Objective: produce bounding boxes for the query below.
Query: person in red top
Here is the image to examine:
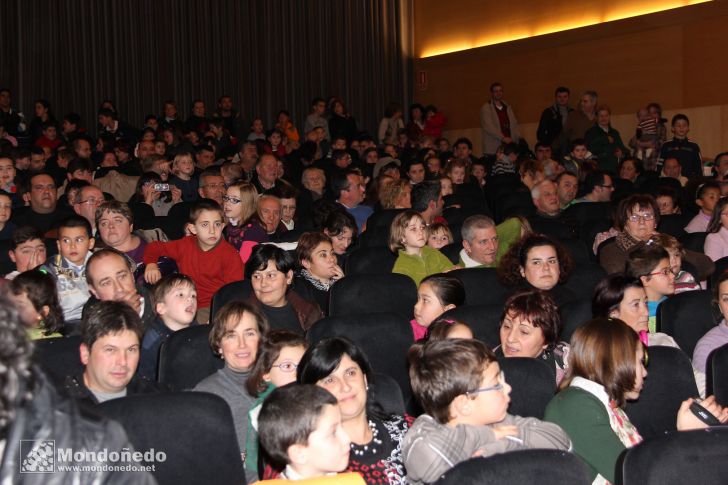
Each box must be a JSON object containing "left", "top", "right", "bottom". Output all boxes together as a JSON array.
[
  {"left": 34, "top": 122, "right": 63, "bottom": 152},
  {"left": 143, "top": 199, "right": 243, "bottom": 323}
]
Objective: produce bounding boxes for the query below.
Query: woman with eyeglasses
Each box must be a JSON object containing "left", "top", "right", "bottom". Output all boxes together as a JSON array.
[
  {"left": 545, "top": 318, "right": 728, "bottom": 484},
  {"left": 244, "top": 330, "right": 308, "bottom": 482},
  {"left": 704, "top": 196, "right": 728, "bottom": 262},
  {"left": 223, "top": 181, "right": 268, "bottom": 258},
  {"left": 599, "top": 194, "right": 713, "bottom": 281}
]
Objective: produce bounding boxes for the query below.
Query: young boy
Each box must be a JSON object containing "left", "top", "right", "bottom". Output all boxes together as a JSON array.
[
  {"left": 0, "top": 190, "right": 16, "bottom": 240},
  {"left": 561, "top": 139, "right": 595, "bottom": 178},
  {"left": 42, "top": 215, "right": 95, "bottom": 322},
  {"left": 658, "top": 114, "right": 703, "bottom": 179},
  {"left": 404, "top": 339, "right": 571, "bottom": 484},
  {"left": 143, "top": 199, "right": 243, "bottom": 323},
  {"left": 5, "top": 226, "right": 47, "bottom": 279},
  {"left": 137, "top": 274, "right": 198, "bottom": 381},
  {"left": 685, "top": 182, "right": 721, "bottom": 233},
  {"left": 258, "top": 384, "right": 351, "bottom": 481}
]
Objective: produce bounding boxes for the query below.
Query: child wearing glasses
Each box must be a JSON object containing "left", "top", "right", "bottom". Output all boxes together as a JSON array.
[
  {"left": 245, "top": 330, "right": 308, "bottom": 483},
  {"left": 626, "top": 243, "right": 676, "bottom": 333},
  {"left": 404, "top": 338, "right": 571, "bottom": 484}
]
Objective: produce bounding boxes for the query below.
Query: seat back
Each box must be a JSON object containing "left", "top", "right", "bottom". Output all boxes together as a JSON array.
[
  {"left": 709, "top": 256, "right": 728, "bottom": 290},
  {"left": 435, "top": 450, "right": 591, "bottom": 485},
  {"left": 441, "top": 304, "right": 502, "bottom": 348},
  {"left": 439, "top": 243, "right": 461, "bottom": 264},
  {"left": 158, "top": 325, "right": 223, "bottom": 390},
  {"left": 365, "top": 209, "right": 405, "bottom": 230},
  {"left": 307, "top": 312, "right": 414, "bottom": 406},
  {"left": 345, "top": 247, "right": 396, "bottom": 275},
  {"left": 369, "top": 372, "right": 405, "bottom": 416},
  {"left": 98, "top": 392, "right": 244, "bottom": 485},
  {"left": 657, "top": 290, "right": 718, "bottom": 357},
  {"left": 357, "top": 225, "right": 390, "bottom": 248},
  {"left": 616, "top": 427, "right": 728, "bottom": 485},
  {"left": 448, "top": 267, "right": 510, "bottom": 306},
  {"left": 328, "top": 273, "right": 417, "bottom": 318},
  {"left": 624, "top": 346, "right": 698, "bottom": 441},
  {"left": 563, "top": 263, "right": 607, "bottom": 301},
  {"left": 499, "top": 357, "right": 555, "bottom": 419},
  {"left": 679, "top": 231, "right": 708, "bottom": 253},
  {"left": 706, "top": 343, "right": 728, "bottom": 406},
  {"left": 557, "top": 238, "right": 590, "bottom": 265},
  {"left": 657, "top": 213, "right": 692, "bottom": 239},
  {"left": 32, "top": 335, "right": 84, "bottom": 388},
  {"left": 559, "top": 299, "right": 593, "bottom": 343},
  {"left": 209, "top": 279, "right": 253, "bottom": 322}
]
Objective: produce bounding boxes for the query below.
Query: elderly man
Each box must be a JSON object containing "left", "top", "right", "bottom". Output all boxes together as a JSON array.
[
  {"left": 73, "top": 184, "right": 105, "bottom": 235},
  {"left": 253, "top": 153, "right": 281, "bottom": 194},
  {"left": 530, "top": 179, "right": 578, "bottom": 238},
  {"left": 660, "top": 157, "right": 688, "bottom": 187},
  {"left": 197, "top": 167, "right": 226, "bottom": 206},
  {"left": 332, "top": 168, "right": 371, "bottom": 232}
]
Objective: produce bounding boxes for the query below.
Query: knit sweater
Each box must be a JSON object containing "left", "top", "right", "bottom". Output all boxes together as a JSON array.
[
  {"left": 392, "top": 246, "right": 453, "bottom": 286},
  {"left": 143, "top": 235, "right": 243, "bottom": 308}
]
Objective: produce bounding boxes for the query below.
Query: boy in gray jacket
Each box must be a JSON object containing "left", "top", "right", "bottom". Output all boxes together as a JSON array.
[{"left": 404, "top": 339, "right": 571, "bottom": 484}]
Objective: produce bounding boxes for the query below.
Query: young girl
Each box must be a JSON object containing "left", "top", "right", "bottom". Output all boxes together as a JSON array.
[
  {"left": 247, "top": 118, "right": 266, "bottom": 141},
  {"left": 8, "top": 270, "right": 65, "bottom": 339},
  {"left": 222, "top": 181, "right": 267, "bottom": 258},
  {"left": 427, "top": 318, "right": 473, "bottom": 341},
  {"left": 169, "top": 152, "right": 199, "bottom": 202},
  {"left": 390, "top": 210, "right": 454, "bottom": 285},
  {"left": 626, "top": 243, "right": 676, "bottom": 333},
  {"left": 244, "top": 330, "right": 308, "bottom": 482},
  {"left": 705, "top": 197, "right": 728, "bottom": 262},
  {"left": 265, "top": 129, "right": 286, "bottom": 158},
  {"left": 411, "top": 274, "right": 465, "bottom": 340},
  {"left": 426, "top": 222, "right": 453, "bottom": 250}
]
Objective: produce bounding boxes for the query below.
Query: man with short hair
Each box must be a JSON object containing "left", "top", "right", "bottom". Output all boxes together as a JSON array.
[
  {"left": 97, "top": 108, "right": 138, "bottom": 144},
  {"left": 11, "top": 172, "right": 73, "bottom": 234},
  {"left": 556, "top": 172, "right": 579, "bottom": 209},
  {"left": 304, "top": 97, "right": 330, "bottom": 141},
  {"left": 561, "top": 90, "right": 598, "bottom": 153},
  {"left": 232, "top": 141, "right": 259, "bottom": 180},
  {"left": 573, "top": 171, "right": 614, "bottom": 204},
  {"left": 407, "top": 160, "right": 426, "bottom": 185},
  {"left": 65, "top": 300, "right": 159, "bottom": 405},
  {"left": 72, "top": 136, "right": 93, "bottom": 159},
  {"left": 660, "top": 157, "right": 688, "bottom": 186},
  {"left": 459, "top": 215, "right": 499, "bottom": 268},
  {"left": 530, "top": 179, "right": 578, "bottom": 238},
  {"left": 186, "top": 99, "right": 209, "bottom": 134},
  {"left": 453, "top": 137, "right": 478, "bottom": 165},
  {"left": 197, "top": 168, "right": 226, "bottom": 206},
  {"left": 480, "top": 82, "right": 521, "bottom": 156},
  {"left": 253, "top": 153, "right": 281, "bottom": 194},
  {"left": 74, "top": 184, "right": 105, "bottom": 234},
  {"left": 537, "top": 86, "right": 572, "bottom": 158},
  {"left": 411, "top": 181, "right": 443, "bottom": 225},
  {"left": 195, "top": 145, "right": 215, "bottom": 170},
  {"left": 531, "top": 180, "right": 561, "bottom": 217},
  {"left": 332, "top": 169, "right": 372, "bottom": 232}
]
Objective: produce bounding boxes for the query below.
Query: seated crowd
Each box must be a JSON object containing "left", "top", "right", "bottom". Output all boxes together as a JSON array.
[{"left": 2, "top": 87, "right": 728, "bottom": 484}]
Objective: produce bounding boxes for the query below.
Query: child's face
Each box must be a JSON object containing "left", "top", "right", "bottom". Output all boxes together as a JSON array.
[
  {"left": 0, "top": 195, "right": 11, "bottom": 224},
  {"left": 252, "top": 119, "right": 264, "bottom": 133},
  {"left": 43, "top": 126, "right": 57, "bottom": 140},
  {"left": 656, "top": 196, "right": 676, "bottom": 215},
  {"left": 175, "top": 156, "right": 195, "bottom": 176},
  {"left": 450, "top": 166, "right": 466, "bottom": 184},
  {"left": 698, "top": 188, "right": 721, "bottom": 214},
  {"left": 188, "top": 209, "right": 225, "bottom": 251},
  {"left": 57, "top": 226, "right": 94, "bottom": 266},
  {"left": 0, "top": 158, "right": 16, "bottom": 186},
  {"left": 440, "top": 178, "right": 453, "bottom": 196},
  {"left": 402, "top": 217, "right": 426, "bottom": 251},
  {"left": 264, "top": 344, "right": 306, "bottom": 388},
  {"left": 667, "top": 248, "right": 682, "bottom": 273},
  {"left": 299, "top": 404, "right": 351, "bottom": 476},
  {"left": 10, "top": 239, "right": 46, "bottom": 272},
  {"left": 414, "top": 282, "right": 452, "bottom": 328},
  {"left": 472, "top": 165, "right": 485, "bottom": 181},
  {"left": 427, "top": 229, "right": 451, "bottom": 250},
  {"left": 269, "top": 132, "right": 282, "bottom": 146},
  {"left": 157, "top": 282, "right": 197, "bottom": 328},
  {"left": 154, "top": 141, "right": 166, "bottom": 156},
  {"left": 643, "top": 258, "right": 676, "bottom": 299},
  {"left": 469, "top": 362, "right": 511, "bottom": 425},
  {"left": 672, "top": 119, "right": 689, "bottom": 138},
  {"left": 572, "top": 145, "right": 587, "bottom": 159}
]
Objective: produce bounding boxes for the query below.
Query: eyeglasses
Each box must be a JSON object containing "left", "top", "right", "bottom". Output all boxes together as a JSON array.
[
  {"left": 628, "top": 213, "right": 655, "bottom": 223},
  {"left": 466, "top": 371, "right": 506, "bottom": 396},
  {"left": 270, "top": 361, "right": 298, "bottom": 373},
  {"left": 222, "top": 195, "right": 241, "bottom": 204},
  {"left": 648, "top": 266, "right": 678, "bottom": 277}
]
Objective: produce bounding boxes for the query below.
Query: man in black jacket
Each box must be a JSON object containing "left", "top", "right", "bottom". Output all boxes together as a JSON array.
[{"left": 537, "top": 86, "right": 573, "bottom": 159}]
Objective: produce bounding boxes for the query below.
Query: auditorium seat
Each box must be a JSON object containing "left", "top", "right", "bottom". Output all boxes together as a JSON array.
[
  {"left": 623, "top": 346, "right": 698, "bottom": 441},
  {"left": 498, "top": 357, "right": 555, "bottom": 419},
  {"left": 708, "top": 256, "right": 728, "bottom": 289},
  {"left": 657, "top": 213, "right": 692, "bottom": 239},
  {"left": 657, "top": 290, "right": 719, "bottom": 357},
  {"left": 33, "top": 335, "right": 84, "bottom": 388},
  {"left": 357, "top": 225, "right": 390, "bottom": 248},
  {"left": 328, "top": 273, "right": 417, "bottom": 318},
  {"left": 616, "top": 427, "right": 728, "bottom": 485},
  {"left": 557, "top": 238, "right": 590, "bottom": 265},
  {"left": 705, "top": 343, "right": 728, "bottom": 406},
  {"left": 366, "top": 208, "right": 405, "bottom": 230},
  {"left": 559, "top": 298, "right": 592, "bottom": 343},
  {"left": 345, "top": 247, "right": 396, "bottom": 275},
  {"left": 441, "top": 304, "right": 502, "bottom": 349},
  {"left": 209, "top": 279, "right": 254, "bottom": 321},
  {"left": 435, "top": 450, "right": 591, "bottom": 485},
  {"left": 447, "top": 267, "right": 510, "bottom": 306},
  {"left": 98, "top": 392, "right": 244, "bottom": 485},
  {"left": 158, "top": 325, "right": 222, "bottom": 390},
  {"left": 369, "top": 372, "right": 405, "bottom": 417},
  {"left": 439, "top": 243, "right": 461, "bottom": 265},
  {"left": 563, "top": 263, "right": 607, "bottom": 301},
  {"left": 679, "top": 231, "right": 708, "bottom": 254}
]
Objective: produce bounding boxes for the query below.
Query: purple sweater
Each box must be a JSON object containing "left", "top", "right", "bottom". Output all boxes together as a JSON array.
[{"left": 693, "top": 321, "right": 728, "bottom": 373}]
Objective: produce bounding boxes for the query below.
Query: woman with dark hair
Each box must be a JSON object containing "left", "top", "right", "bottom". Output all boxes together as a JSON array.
[
  {"left": 498, "top": 233, "right": 576, "bottom": 306},
  {"left": 8, "top": 270, "right": 64, "bottom": 339},
  {"left": 297, "top": 337, "right": 410, "bottom": 484},
  {"left": 328, "top": 98, "right": 358, "bottom": 143},
  {"left": 294, "top": 232, "right": 344, "bottom": 315},
  {"left": 406, "top": 103, "right": 425, "bottom": 143},
  {"left": 618, "top": 157, "right": 643, "bottom": 184},
  {"left": 598, "top": 194, "right": 713, "bottom": 279},
  {"left": 322, "top": 210, "right": 357, "bottom": 267},
  {"left": 545, "top": 318, "right": 727, "bottom": 484},
  {"left": 28, "top": 98, "right": 57, "bottom": 141},
  {"left": 496, "top": 289, "right": 569, "bottom": 384},
  {"left": 704, "top": 196, "right": 728, "bottom": 261},
  {"left": 245, "top": 244, "right": 322, "bottom": 333}
]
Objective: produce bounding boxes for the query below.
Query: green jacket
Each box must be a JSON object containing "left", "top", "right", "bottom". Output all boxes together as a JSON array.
[
  {"left": 585, "top": 124, "right": 627, "bottom": 173},
  {"left": 544, "top": 386, "right": 625, "bottom": 483},
  {"left": 392, "top": 246, "right": 452, "bottom": 285}
]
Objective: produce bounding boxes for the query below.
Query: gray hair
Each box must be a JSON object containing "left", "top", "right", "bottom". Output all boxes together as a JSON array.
[{"left": 461, "top": 215, "right": 495, "bottom": 242}]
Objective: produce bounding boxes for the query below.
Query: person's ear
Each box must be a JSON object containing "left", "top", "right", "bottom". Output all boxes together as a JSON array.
[
  {"left": 187, "top": 222, "right": 197, "bottom": 235},
  {"left": 451, "top": 394, "right": 471, "bottom": 418},
  {"left": 287, "top": 443, "right": 308, "bottom": 467},
  {"left": 285, "top": 270, "right": 294, "bottom": 285},
  {"left": 156, "top": 302, "right": 166, "bottom": 316},
  {"left": 519, "top": 266, "right": 526, "bottom": 278},
  {"left": 609, "top": 309, "right": 620, "bottom": 319},
  {"left": 88, "top": 283, "right": 99, "bottom": 299},
  {"left": 79, "top": 343, "right": 90, "bottom": 366},
  {"left": 639, "top": 275, "right": 650, "bottom": 286},
  {"left": 443, "top": 303, "right": 456, "bottom": 312},
  {"left": 22, "top": 192, "right": 31, "bottom": 205},
  {"left": 88, "top": 237, "right": 95, "bottom": 251},
  {"left": 301, "top": 258, "right": 312, "bottom": 271},
  {"left": 40, "top": 305, "right": 50, "bottom": 318},
  {"left": 8, "top": 250, "right": 16, "bottom": 263}
]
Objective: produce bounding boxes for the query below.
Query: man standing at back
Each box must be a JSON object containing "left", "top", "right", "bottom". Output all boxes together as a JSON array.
[{"left": 480, "top": 82, "right": 520, "bottom": 157}]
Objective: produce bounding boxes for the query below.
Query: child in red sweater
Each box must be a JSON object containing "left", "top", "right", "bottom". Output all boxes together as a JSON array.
[{"left": 143, "top": 199, "right": 243, "bottom": 323}]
